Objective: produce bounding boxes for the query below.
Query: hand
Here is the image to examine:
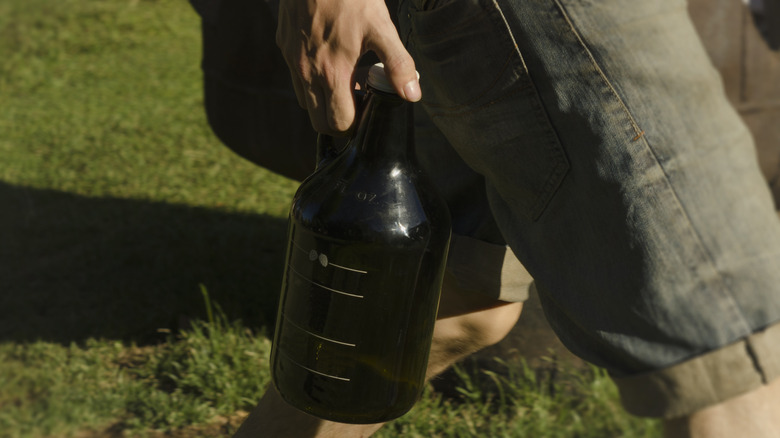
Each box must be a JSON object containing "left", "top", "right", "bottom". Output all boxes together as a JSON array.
[{"left": 276, "top": 0, "right": 421, "bottom": 135}]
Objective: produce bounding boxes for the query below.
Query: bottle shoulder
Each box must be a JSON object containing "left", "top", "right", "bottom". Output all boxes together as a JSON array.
[{"left": 291, "top": 161, "right": 450, "bottom": 243}]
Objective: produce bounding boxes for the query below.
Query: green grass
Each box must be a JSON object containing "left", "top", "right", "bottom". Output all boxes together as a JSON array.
[
  {"left": 0, "top": 0, "right": 661, "bottom": 436},
  {"left": 0, "top": 298, "right": 272, "bottom": 437}
]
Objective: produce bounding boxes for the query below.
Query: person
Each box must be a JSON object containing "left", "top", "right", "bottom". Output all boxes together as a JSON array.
[{"left": 190, "top": 0, "right": 780, "bottom": 436}]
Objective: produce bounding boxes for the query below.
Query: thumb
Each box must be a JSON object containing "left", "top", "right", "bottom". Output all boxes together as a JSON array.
[{"left": 367, "top": 24, "right": 421, "bottom": 102}]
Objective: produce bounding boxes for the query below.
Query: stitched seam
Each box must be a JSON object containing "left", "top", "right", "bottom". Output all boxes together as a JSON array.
[
  {"left": 638, "top": 141, "right": 753, "bottom": 334},
  {"left": 428, "top": 77, "right": 530, "bottom": 117},
  {"left": 552, "top": 0, "right": 644, "bottom": 139},
  {"left": 553, "top": 1, "right": 752, "bottom": 333},
  {"left": 492, "top": 0, "right": 570, "bottom": 219}
]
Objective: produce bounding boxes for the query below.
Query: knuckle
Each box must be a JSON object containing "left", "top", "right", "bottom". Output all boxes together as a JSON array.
[
  {"left": 330, "top": 118, "right": 351, "bottom": 133},
  {"left": 326, "top": 106, "right": 353, "bottom": 133},
  {"left": 381, "top": 52, "right": 412, "bottom": 72}
]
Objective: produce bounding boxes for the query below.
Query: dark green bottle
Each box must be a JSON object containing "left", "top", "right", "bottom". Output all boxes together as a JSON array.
[{"left": 270, "top": 63, "right": 451, "bottom": 424}]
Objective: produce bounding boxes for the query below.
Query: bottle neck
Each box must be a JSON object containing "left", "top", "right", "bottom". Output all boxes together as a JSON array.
[{"left": 351, "top": 87, "right": 414, "bottom": 161}]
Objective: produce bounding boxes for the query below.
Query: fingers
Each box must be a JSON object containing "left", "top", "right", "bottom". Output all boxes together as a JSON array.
[
  {"left": 286, "top": 61, "right": 308, "bottom": 110},
  {"left": 323, "top": 67, "right": 357, "bottom": 133},
  {"left": 278, "top": 34, "right": 356, "bottom": 134},
  {"left": 280, "top": 51, "right": 351, "bottom": 134},
  {"left": 275, "top": 0, "right": 419, "bottom": 135},
  {"left": 367, "top": 21, "right": 421, "bottom": 102},
  {"left": 297, "top": 64, "right": 356, "bottom": 135},
  {"left": 276, "top": 24, "right": 307, "bottom": 111}
]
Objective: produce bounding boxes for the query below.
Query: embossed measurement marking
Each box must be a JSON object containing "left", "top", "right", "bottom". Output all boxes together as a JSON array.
[
  {"left": 289, "top": 265, "right": 365, "bottom": 299},
  {"left": 329, "top": 262, "right": 368, "bottom": 273},
  {"left": 279, "top": 349, "right": 351, "bottom": 382},
  {"left": 283, "top": 313, "right": 356, "bottom": 347},
  {"left": 293, "top": 242, "right": 368, "bottom": 274}
]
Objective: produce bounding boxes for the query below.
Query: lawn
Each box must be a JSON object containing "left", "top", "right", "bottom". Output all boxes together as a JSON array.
[{"left": 0, "top": 1, "right": 661, "bottom": 436}]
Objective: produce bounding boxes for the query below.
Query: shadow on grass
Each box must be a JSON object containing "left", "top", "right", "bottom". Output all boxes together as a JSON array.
[{"left": 0, "top": 181, "right": 287, "bottom": 345}]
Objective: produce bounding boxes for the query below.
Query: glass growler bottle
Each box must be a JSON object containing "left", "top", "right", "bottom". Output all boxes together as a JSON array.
[{"left": 270, "top": 63, "right": 452, "bottom": 424}]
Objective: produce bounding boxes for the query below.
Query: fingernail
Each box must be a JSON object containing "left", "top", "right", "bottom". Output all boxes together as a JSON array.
[{"left": 403, "top": 80, "right": 421, "bottom": 102}]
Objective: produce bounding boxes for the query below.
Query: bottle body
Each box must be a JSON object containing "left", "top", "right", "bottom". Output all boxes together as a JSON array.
[{"left": 270, "top": 87, "right": 451, "bottom": 423}]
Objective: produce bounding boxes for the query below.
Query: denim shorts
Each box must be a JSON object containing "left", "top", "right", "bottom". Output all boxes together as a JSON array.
[{"left": 192, "top": 0, "right": 780, "bottom": 418}]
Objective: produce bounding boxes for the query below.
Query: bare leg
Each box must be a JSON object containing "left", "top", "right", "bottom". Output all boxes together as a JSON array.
[
  {"left": 232, "top": 275, "right": 523, "bottom": 438},
  {"left": 664, "top": 377, "right": 780, "bottom": 438},
  {"left": 235, "top": 386, "right": 383, "bottom": 438}
]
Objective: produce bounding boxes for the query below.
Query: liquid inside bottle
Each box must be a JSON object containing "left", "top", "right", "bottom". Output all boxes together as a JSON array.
[{"left": 270, "top": 63, "right": 451, "bottom": 424}]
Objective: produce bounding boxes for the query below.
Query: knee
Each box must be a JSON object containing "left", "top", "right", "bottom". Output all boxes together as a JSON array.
[
  {"left": 447, "top": 301, "right": 522, "bottom": 350},
  {"left": 433, "top": 299, "right": 523, "bottom": 361},
  {"left": 433, "top": 272, "right": 523, "bottom": 354}
]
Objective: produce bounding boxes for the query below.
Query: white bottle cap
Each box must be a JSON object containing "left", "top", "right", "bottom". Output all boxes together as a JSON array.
[{"left": 367, "top": 63, "right": 420, "bottom": 95}]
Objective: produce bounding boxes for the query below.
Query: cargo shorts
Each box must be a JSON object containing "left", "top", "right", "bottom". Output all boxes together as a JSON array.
[{"left": 190, "top": 0, "right": 780, "bottom": 419}]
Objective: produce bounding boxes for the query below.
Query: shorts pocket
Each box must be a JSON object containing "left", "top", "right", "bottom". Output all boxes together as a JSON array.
[{"left": 409, "top": 0, "right": 569, "bottom": 220}]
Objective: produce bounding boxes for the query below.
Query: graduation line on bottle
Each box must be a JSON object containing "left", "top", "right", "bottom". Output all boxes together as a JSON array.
[
  {"left": 289, "top": 265, "right": 365, "bottom": 299},
  {"left": 328, "top": 262, "right": 368, "bottom": 274},
  {"left": 291, "top": 241, "right": 369, "bottom": 274},
  {"left": 282, "top": 313, "right": 357, "bottom": 347},
  {"left": 278, "top": 349, "right": 351, "bottom": 382}
]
